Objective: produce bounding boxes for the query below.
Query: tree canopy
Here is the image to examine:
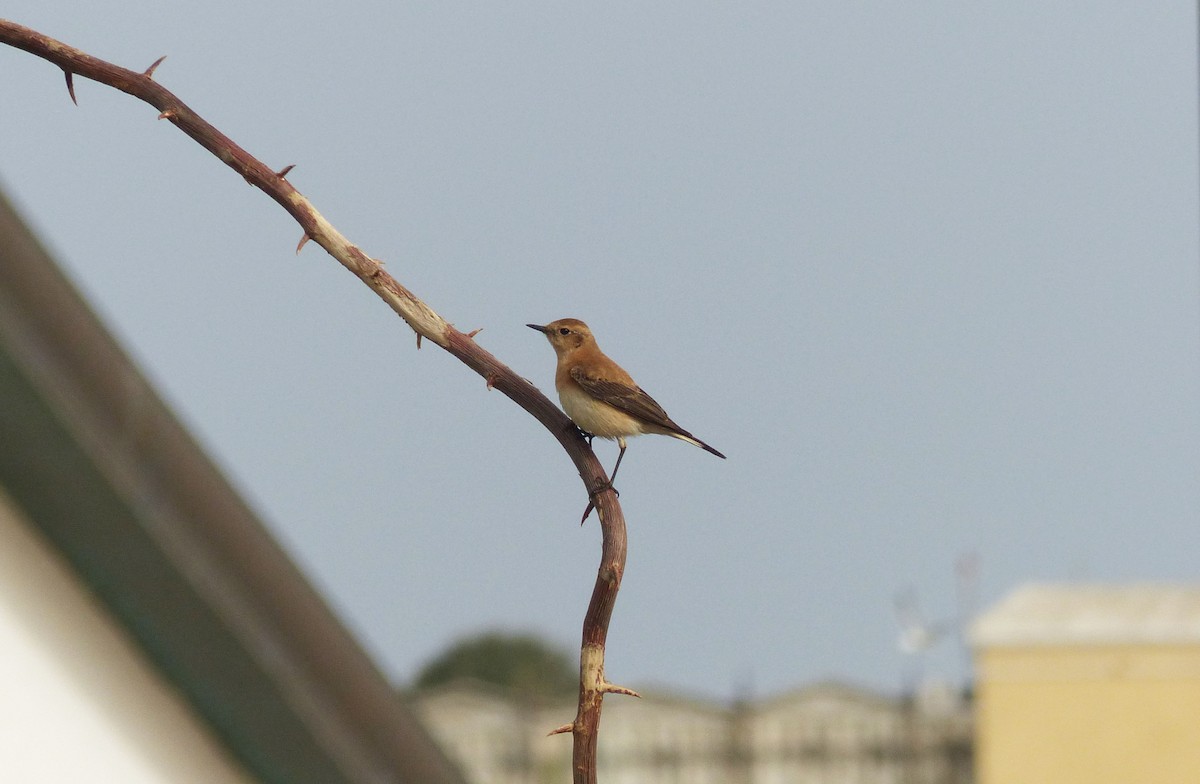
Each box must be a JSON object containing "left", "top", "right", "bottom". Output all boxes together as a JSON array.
[{"left": 414, "top": 631, "right": 576, "bottom": 699}]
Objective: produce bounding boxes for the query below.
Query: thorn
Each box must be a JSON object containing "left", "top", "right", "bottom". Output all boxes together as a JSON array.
[
  {"left": 296, "top": 234, "right": 310, "bottom": 254},
  {"left": 580, "top": 500, "right": 594, "bottom": 526},
  {"left": 63, "top": 70, "right": 77, "bottom": 105},
  {"left": 547, "top": 723, "right": 574, "bottom": 737},
  {"left": 485, "top": 373, "right": 499, "bottom": 390},
  {"left": 276, "top": 164, "right": 295, "bottom": 179},
  {"left": 416, "top": 333, "right": 423, "bottom": 350},
  {"left": 144, "top": 56, "right": 167, "bottom": 78},
  {"left": 466, "top": 328, "right": 483, "bottom": 339},
  {"left": 157, "top": 108, "right": 177, "bottom": 121},
  {"left": 601, "top": 682, "right": 641, "bottom": 698}
]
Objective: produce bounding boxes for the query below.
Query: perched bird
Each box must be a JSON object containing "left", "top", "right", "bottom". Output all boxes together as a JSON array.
[{"left": 527, "top": 318, "right": 725, "bottom": 485}]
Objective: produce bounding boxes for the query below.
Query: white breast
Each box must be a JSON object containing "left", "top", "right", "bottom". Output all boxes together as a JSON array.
[{"left": 559, "top": 384, "right": 643, "bottom": 439}]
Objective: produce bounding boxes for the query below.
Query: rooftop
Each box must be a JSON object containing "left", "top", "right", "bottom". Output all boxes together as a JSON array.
[{"left": 971, "top": 583, "right": 1200, "bottom": 647}]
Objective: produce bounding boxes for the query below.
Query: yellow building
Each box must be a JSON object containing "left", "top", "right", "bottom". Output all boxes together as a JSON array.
[{"left": 971, "top": 584, "right": 1200, "bottom": 784}]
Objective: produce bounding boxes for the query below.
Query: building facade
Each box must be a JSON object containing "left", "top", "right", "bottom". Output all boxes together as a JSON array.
[
  {"left": 413, "top": 680, "right": 972, "bottom": 784},
  {"left": 971, "top": 583, "right": 1200, "bottom": 784}
]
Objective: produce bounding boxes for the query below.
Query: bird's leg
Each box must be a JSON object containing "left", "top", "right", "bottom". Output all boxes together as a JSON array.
[
  {"left": 589, "top": 439, "right": 626, "bottom": 496},
  {"left": 585, "top": 439, "right": 624, "bottom": 494},
  {"left": 608, "top": 439, "right": 628, "bottom": 485},
  {"left": 580, "top": 439, "right": 625, "bottom": 525}
]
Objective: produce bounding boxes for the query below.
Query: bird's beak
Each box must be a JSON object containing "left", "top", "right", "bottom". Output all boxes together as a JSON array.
[{"left": 526, "top": 323, "right": 549, "bottom": 334}]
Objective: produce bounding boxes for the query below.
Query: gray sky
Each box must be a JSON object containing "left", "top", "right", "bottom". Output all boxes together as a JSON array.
[{"left": 2, "top": 2, "right": 1197, "bottom": 698}]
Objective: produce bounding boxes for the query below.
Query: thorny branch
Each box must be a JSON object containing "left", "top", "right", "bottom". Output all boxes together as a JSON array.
[{"left": 0, "top": 19, "right": 635, "bottom": 784}]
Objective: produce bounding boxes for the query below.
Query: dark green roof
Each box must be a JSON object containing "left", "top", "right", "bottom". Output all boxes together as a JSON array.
[{"left": 0, "top": 189, "right": 465, "bottom": 784}]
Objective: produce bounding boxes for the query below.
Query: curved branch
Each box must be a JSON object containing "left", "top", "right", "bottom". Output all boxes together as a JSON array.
[{"left": 0, "top": 19, "right": 628, "bottom": 783}]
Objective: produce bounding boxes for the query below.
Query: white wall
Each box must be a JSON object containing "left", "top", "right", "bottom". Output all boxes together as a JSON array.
[{"left": 0, "top": 486, "right": 257, "bottom": 784}]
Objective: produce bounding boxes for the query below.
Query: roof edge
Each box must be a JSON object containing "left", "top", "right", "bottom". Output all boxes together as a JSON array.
[{"left": 0, "top": 189, "right": 464, "bottom": 784}]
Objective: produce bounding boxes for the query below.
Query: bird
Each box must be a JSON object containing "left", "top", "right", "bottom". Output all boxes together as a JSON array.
[{"left": 527, "top": 318, "right": 725, "bottom": 486}]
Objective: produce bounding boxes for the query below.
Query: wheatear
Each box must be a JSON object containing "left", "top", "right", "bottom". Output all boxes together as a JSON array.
[{"left": 527, "top": 318, "right": 725, "bottom": 485}]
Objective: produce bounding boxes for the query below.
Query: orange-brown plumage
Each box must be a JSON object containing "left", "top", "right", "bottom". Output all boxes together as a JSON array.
[{"left": 528, "top": 318, "right": 724, "bottom": 482}]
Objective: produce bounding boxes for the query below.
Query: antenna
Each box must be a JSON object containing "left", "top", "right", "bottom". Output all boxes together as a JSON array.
[{"left": 894, "top": 552, "right": 982, "bottom": 688}]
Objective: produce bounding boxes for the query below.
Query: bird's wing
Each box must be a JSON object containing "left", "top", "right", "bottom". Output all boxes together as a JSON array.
[{"left": 569, "top": 365, "right": 679, "bottom": 431}]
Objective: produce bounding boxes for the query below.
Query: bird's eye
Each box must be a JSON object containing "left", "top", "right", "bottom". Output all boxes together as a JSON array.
[{"left": 558, "top": 327, "right": 571, "bottom": 335}]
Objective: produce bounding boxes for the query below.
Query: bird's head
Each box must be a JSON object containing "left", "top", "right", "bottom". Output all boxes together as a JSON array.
[{"left": 527, "top": 318, "right": 594, "bottom": 356}]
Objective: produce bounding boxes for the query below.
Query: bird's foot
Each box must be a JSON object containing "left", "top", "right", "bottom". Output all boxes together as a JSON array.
[
  {"left": 579, "top": 480, "right": 618, "bottom": 525},
  {"left": 589, "top": 479, "right": 618, "bottom": 498}
]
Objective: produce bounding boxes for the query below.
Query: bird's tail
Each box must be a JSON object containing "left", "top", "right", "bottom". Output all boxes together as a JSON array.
[{"left": 670, "top": 428, "right": 726, "bottom": 460}]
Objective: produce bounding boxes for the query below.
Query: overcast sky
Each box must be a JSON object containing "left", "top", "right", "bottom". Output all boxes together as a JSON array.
[{"left": 2, "top": 2, "right": 1198, "bottom": 699}]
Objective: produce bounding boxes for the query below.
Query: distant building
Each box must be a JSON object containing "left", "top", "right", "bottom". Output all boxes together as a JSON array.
[
  {"left": 600, "top": 687, "right": 736, "bottom": 784},
  {"left": 412, "top": 679, "right": 972, "bottom": 784},
  {"left": 0, "top": 189, "right": 464, "bottom": 783},
  {"left": 971, "top": 583, "right": 1200, "bottom": 784},
  {"left": 748, "top": 682, "right": 971, "bottom": 784}
]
